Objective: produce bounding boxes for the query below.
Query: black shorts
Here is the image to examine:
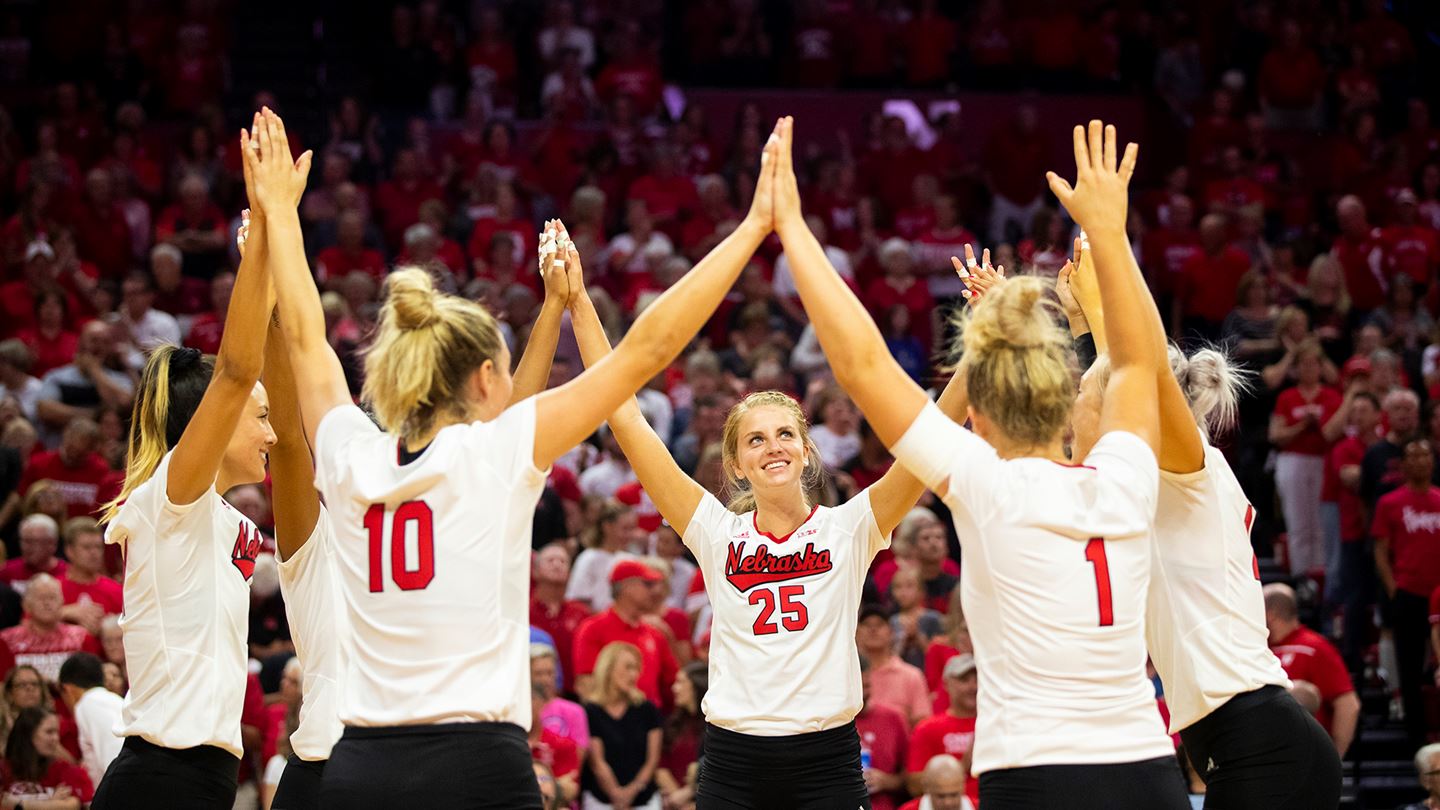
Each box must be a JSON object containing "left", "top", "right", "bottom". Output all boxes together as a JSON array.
[
  {"left": 321, "top": 722, "right": 541, "bottom": 810},
  {"left": 696, "top": 721, "right": 870, "bottom": 810},
  {"left": 1179, "top": 685, "right": 1342, "bottom": 810},
  {"left": 92, "top": 736, "right": 239, "bottom": 810},
  {"left": 272, "top": 754, "right": 325, "bottom": 810},
  {"left": 978, "top": 754, "right": 1189, "bottom": 810}
]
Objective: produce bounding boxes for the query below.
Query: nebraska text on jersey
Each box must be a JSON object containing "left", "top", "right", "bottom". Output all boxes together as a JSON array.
[{"left": 724, "top": 541, "right": 833, "bottom": 592}]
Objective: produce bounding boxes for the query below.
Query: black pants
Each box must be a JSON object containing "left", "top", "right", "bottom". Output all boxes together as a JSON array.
[
  {"left": 1338, "top": 539, "right": 1376, "bottom": 672},
  {"left": 697, "top": 722, "right": 870, "bottom": 810},
  {"left": 1393, "top": 589, "right": 1431, "bottom": 748},
  {"left": 978, "top": 755, "right": 1189, "bottom": 810},
  {"left": 272, "top": 754, "right": 325, "bottom": 810},
  {"left": 92, "top": 736, "right": 239, "bottom": 810},
  {"left": 1179, "top": 685, "right": 1341, "bottom": 809},
  {"left": 321, "top": 722, "right": 541, "bottom": 810}
]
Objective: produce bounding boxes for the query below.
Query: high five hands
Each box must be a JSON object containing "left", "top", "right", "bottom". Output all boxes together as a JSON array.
[{"left": 241, "top": 107, "right": 314, "bottom": 217}]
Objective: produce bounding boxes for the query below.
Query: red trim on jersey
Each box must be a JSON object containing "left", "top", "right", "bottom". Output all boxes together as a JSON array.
[
  {"left": 751, "top": 504, "right": 820, "bottom": 544},
  {"left": 1048, "top": 460, "right": 1096, "bottom": 470}
]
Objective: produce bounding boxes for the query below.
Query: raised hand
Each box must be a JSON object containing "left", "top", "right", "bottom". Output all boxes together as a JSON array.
[
  {"left": 236, "top": 208, "right": 252, "bottom": 257},
  {"left": 241, "top": 107, "right": 314, "bottom": 216},
  {"left": 744, "top": 118, "right": 784, "bottom": 233},
  {"left": 538, "top": 219, "right": 570, "bottom": 305},
  {"left": 556, "top": 221, "right": 588, "bottom": 305},
  {"left": 773, "top": 116, "right": 803, "bottom": 232},
  {"left": 952, "top": 243, "right": 1005, "bottom": 305},
  {"left": 1045, "top": 120, "right": 1137, "bottom": 236}
]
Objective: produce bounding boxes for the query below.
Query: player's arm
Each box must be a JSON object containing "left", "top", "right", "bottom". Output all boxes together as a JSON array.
[
  {"left": 508, "top": 221, "right": 570, "bottom": 405},
  {"left": 770, "top": 119, "right": 933, "bottom": 465},
  {"left": 168, "top": 146, "right": 276, "bottom": 506},
  {"left": 567, "top": 229, "right": 706, "bottom": 532},
  {"left": 250, "top": 108, "right": 351, "bottom": 449},
  {"left": 1046, "top": 121, "right": 1164, "bottom": 454},
  {"left": 530, "top": 122, "right": 782, "bottom": 471},
  {"left": 264, "top": 313, "right": 321, "bottom": 562}
]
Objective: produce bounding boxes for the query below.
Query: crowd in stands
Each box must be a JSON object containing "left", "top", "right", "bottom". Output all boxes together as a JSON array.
[{"left": 0, "top": 0, "right": 1438, "bottom": 807}]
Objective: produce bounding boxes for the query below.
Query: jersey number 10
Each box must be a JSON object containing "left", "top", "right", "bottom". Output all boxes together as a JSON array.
[{"left": 364, "top": 501, "right": 436, "bottom": 593}]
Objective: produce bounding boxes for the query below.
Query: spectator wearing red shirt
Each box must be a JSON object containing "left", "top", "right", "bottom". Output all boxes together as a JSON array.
[
  {"left": 465, "top": 7, "right": 519, "bottom": 111},
  {"left": 1142, "top": 194, "right": 1202, "bottom": 302},
  {"left": 1328, "top": 391, "right": 1382, "bottom": 664},
  {"left": 58, "top": 518, "right": 122, "bottom": 635},
  {"left": 373, "top": 149, "right": 444, "bottom": 251},
  {"left": 154, "top": 174, "right": 228, "bottom": 279},
  {"left": 466, "top": 183, "right": 531, "bottom": 276},
  {"left": 2, "top": 516, "right": 68, "bottom": 595},
  {"left": 900, "top": 0, "right": 955, "bottom": 86},
  {"left": 1265, "top": 583, "right": 1359, "bottom": 757},
  {"left": 397, "top": 201, "right": 465, "bottom": 277},
  {"left": 184, "top": 272, "right": 234, "bottom": 356},
  {"left": 628, "top": 144, "right": 700, "bottom": 238},
  {"left": 65, "top": 168, "right": 132, "bottom": 281},
  {"left": 862, "top": 118, "right": 929, "bottom": 217},
  {"left": 1382, "top": 189, "right": 1439, "bottom": 290},
  {"left": 858, "top": 606, "right": 930, "bottom": 727},
  {"left": 19, "top": 418, "right": 114, "bottom": 519},
  {"left": 1174, "top": 214, "right": 1253, "bottom": 340},
  {"left": 1333, "top": 195, "right": 1388, "bottom": 313},
  {"left": 573, "top": 560, "right": 679, "bottom": 710},
  {"left": 906, "top": 654, "right": 980, "bottom": 807},
  {"left": 865, "top": 240, "right": 935, "bottom": 356},
  {"left": 857, "top": 656, "right": 910, "bottom": 810},
  {"left": 0, "top": 575, "right": 100, "bottom": 683},
  {"left": 982, "top": 105, "right": 1049, "bottom": 244},
  {"left": 680, "top": 175, "right": 736, "bottom": 261},
  {"left": 899, "top": 753, "right": 968, "bottom": 810},
  {"left": 594, "top": 24, "right": 662, "bottom": 114},
  {"left": 314, "top": 211, "right": 386, "bottom": 286},
  {"left": 0, "top": 706, "right": 94, "bottom": 804},
  {"left": 530, "top": 542, "right": 592, "bottom": 689},
  {"left": 2, "top": 243, "right": 84, "bottom": 342},
  {"left": 1371, "top": 438, "right": 1440, "bottom": 747},
  {"left": 148, "top": 244, "right": 210, "bottom": 318},
  {"left": 1270, "top": 343, "right": 1346, "bottom": 577},
  {"left": 16, "top": 290, "right": 80, "bottom": 377},
  {"left": 1259, "top": 19, "right": 1326, "bottom": 130},
  {"left": 1202, "top": 147, "right": 1269, "bottom": 216},
  {"left": 528, "top": 687, "right": 579, "bottom": 805}
]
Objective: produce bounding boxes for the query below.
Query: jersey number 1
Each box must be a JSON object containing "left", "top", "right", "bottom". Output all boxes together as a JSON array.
[
  {"left": 364, "top": 501, "right": 436, "bottom": 593},
  {"left": 1085, "top": 538, "right": 1114, "bottom": 627}
]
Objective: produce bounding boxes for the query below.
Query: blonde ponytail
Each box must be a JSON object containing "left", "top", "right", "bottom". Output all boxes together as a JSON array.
[
  {"left": 362, "top": 268, "right": 505, "bottom": 444},
  {"left": 101, "top": 345, "right": 214, "bottom": 524},
  {"left": 957, "top": 277, "right": 1077, "bottom": 448},
  {"left": 1169, "top": 345, "right": 1249, "bottom": 440}
]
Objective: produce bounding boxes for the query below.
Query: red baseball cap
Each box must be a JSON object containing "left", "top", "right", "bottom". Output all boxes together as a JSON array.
[
  {"left": 609, "top": 559, "right": 663, "bottom": 585},
  {"left": 615, "top": 481, "right": 663, "bottom": 533}
]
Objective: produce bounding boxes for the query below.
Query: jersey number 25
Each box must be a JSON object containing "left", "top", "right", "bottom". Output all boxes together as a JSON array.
[
  {"left": 364, "top": 501, "right": 436, "bottom": 593},
  {"left": 748, "top": 585, "right": 809, "bottom": 635}
]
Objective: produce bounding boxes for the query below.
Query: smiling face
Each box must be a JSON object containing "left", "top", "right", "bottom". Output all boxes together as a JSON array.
[
  {"left": 731, "top": 404, "right": 808, "bottom": 494},
  {"left": 220, "top": 383, "right": 277, "bottom": 487}
]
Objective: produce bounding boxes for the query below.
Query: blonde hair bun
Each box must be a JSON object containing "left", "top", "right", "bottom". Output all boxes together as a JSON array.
[{"left": 385, "top": 268, "right": 442, "bottom": 331}]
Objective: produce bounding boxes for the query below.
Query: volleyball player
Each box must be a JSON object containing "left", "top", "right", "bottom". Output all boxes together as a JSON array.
[
  {"left": 556, "top": 219, "right": 968, "bottom": 808},
  {"left": 1061, "top": 245, "right": 1342, "bottom": 808},
  {"left": 92, "top": 118, "right": 280, "bottom": 809},
  {"left": 253, "top": 108, "right": 789, "bottom": 809},
  {"left": 775, "top": 116, "right": 1188, "bottom": 808}
]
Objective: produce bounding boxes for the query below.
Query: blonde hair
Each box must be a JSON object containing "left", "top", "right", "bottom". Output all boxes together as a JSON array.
[
  {"left": 719, "top": 391, "right": 824, "bottom": 515},
  {"left": 591, "top": 641, "right": 644, "bottom": 707},
  {"left": 956, "top": 277, "right": 1076, "bottom": 448},
  {"left": 1091, "top": 345, "right": 1250, "bottom": 441},
  {"left": 362, "top": 268, "right": 505, "bottom": 444},
  {"left": 1306, "top": 254, "right": 1351, "bottom": 315},
  {"left": 582, "top": 499, "right": 633, "bottom": 550},
  {"left": 102, "top": 345, "right": 214, "bottom": 524}
]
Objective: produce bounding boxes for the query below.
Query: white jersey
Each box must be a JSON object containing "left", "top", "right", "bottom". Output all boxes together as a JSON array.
[
  {"left": 1149, "top": 443, "right": 1291, "bottom": 732},
  {"left": 314, "top": 401, "right": 547, "bottom": 728},
  {"left": 683, "top": 489, "right": 887, "bottom": 736},
  {"left": 105, "top": 451, "right": 261, "bottom": 757},
  {"left": 893, "top": 402, "right": 1174, "bottom": 775},
  {"left": 276, "top": 507, "right": 346, "bottom": 760}
]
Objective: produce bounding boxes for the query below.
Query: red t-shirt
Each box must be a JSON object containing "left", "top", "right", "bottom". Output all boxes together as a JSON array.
[
  {"left": 906, "top": 713, "right": 981, "bottom": 805},
  {"left": 1371, "top": 485, "right": 1440, "bottom": 596},
  {"left": 185, "top": 312, "right": 224, "bottom": 355},
  {"left": 572, "top": 608, "right": 678, "bottom": 711},
  {"left": 19, "top": 450, "right": 116, "bottom": 518},
  {"left": 59, "top": 574, "right": 123, "bottom": 616},
  {"left": 1142, "top": 228, "right": 1202, "bottom": 296},
  {"left": 627, "top": 175, "right": 699, "bottom": 228},
  {"left": 1382, "top": 224, "right": 1440, "bottom": 287},
  {"left": 529, "top": 596, "right": 591, "bottom": 691},
  {"left": 373, "top": 180, "right": 445, "bottom": 248},
  {"left": 856, "top": 703, "right": 909, "bottom": 810},
  {"left": 0, "top": 622, "right": 100, "bottom": 681},
  {"left": 1270, "top": 625, "right": 1354, "bottom": 732},
  {"left": 529, "top": 728, "right": 579, "bottom": 779},
  {"left": 65, "top": 201, "right": 132, "bottom": 280},
  {"left": 314, "top": 247, "right": 387, "bottom": 284},
  {"left": 1272, "top": 386, "right": 1343, "bottom": 456},
  {"left": 1177, "top": 246, "right": 1252, "bottom": 323},
  {"left": 1332, "top": 231, "right": 1387, "bottom": 312},
  {"left": 153, "top": 278, "right": 211, "bottom": 317},
  {"left": 1428, "top": 584, "right": 1440, "bottom": 624},
  {"left": 1326, "top": 436, "right": 1371, "bottom": 541},
  {"left": 0, "top": 559, "right": 68, "bottom": 590},
  {"left": 924, "top": 641, "right": 960, "bottom": 715},
  {"left": 0, "top": 758, "right": 93, "bottom": 802},
  {"left": 15, "top": 329, "right": 78, "bottom": 378}
]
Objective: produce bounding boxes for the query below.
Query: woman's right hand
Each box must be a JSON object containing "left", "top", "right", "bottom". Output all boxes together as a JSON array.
[
  {"left": 1045, "top": 120, "right": 1137, "bottom": 235},
  {"left": 744, "top": 118, "right": 784, "bottom": 234}
]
